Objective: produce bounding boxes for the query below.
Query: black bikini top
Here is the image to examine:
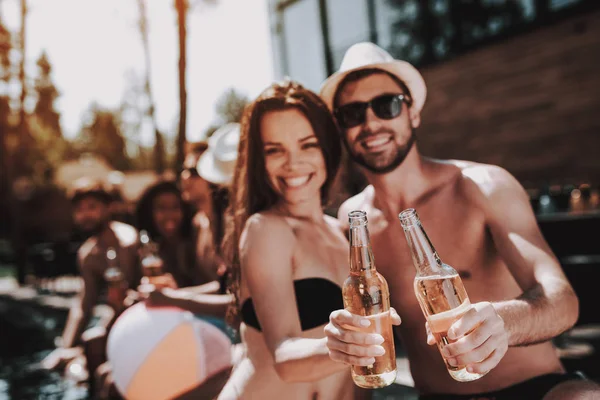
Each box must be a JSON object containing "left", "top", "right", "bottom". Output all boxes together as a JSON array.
[{"left": 240, "top": 278, "right": 343, "bottom": 332}]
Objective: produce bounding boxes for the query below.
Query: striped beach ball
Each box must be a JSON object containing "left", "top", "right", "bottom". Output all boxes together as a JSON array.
[{"left": 107, "top": 302, "right": 232, "bottom": 400}]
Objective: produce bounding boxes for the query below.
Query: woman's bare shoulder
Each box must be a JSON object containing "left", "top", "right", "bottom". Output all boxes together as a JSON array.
[{"left": 240, "top": 212, "right": 296, "bottom": 252}]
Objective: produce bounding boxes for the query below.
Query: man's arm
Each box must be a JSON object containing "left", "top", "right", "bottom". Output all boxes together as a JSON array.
[
  {"left": 61, "top": 255, "right": 100, "bottom": 348},
  {"left": 481, "top": 166, "right": 578, "bottom": 345},
  {"left": 440, "top": 166, "right": 578, "bottom": 375}
]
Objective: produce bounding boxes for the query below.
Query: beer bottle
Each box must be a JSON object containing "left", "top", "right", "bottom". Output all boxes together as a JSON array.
[
  {"left": 399, "top": 208, "right": 485, "bottom": 382},
  {"left": 343, "top": 210, "right": 396, "bottom": 388},
  {"left": 104, "top": 247, "right": 127, "bottom": 314},
  {"left": 139, "top": 230, "right": 165, "bottom": 279}
]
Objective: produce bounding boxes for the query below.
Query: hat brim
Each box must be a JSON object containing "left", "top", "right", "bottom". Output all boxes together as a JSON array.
[
  {"left": 196, "top": 153, "right": 232, "bottom": 186},
  {"left": 320, "top": 60, "right": 427, "bottom": 114}
]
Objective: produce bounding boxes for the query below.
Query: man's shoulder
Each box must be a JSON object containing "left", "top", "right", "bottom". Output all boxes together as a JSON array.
[
  {"left": 110, "top": 221, "right": 139, "bottom": 248},
  {"left": 324, "top": 214, "right": 344, "bottom": 231},
  {"left": 77, "top": 237, "right": 98, "bottom": 263},
  {"left": 337, "top": 186, "right": 374, "bottom": 221},
  {"left": 445, "top": 160, "right": 525, "bottom": 207},
  {"left": 453, "top": 161, "right": 518, "bottom": 194}
]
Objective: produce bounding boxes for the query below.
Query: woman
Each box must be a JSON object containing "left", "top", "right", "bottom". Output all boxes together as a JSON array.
[
  {"left": 219, "top": 80, "right": 369, "bottom": 399},
  {"left": 135, "top": 180, "right": 206, "bottom": 286},
  {"left": 134, "top": 180, "right": 233, "bottom": 318},
  {"left": 196, "top": 123, "right": 241, "bottom": 295}
]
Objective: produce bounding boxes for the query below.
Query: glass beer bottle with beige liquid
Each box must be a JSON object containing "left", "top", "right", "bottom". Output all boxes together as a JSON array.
[
  {"left": 139, "top": 230, "right": 165, "bottom": 280},
  {"left": 342, "top": 210, "right": 396, "bottom": 389},
  {"left": 104, "top": 247, "right": 127, "bottom": 314},
  {"left": 399, "top": 208, "right": 486, "bottom": 382}
]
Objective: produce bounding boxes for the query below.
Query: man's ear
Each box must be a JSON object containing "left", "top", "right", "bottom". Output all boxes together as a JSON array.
[{"left": 409, "top": 109, "right": 421, "bottom": 129}]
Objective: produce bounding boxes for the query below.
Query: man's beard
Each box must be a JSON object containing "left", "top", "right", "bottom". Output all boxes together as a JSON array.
[
  {"left": 344, "top": 129, "right": 416, "bottom": 174},
  {"left": 80, "top": 219, "right": 108, "bottom": 237}
]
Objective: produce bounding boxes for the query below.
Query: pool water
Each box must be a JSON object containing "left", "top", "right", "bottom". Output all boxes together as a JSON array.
[{"left": 0, "top": 300, "right": 89, "bottom": 400}]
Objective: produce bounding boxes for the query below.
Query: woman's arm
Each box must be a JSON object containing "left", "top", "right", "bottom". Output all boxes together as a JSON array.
[
  {"left": 146, "top": 288, "right": 233, "bottom": 318},
  {"left": 240, "top": 214, "right": 348, "bottom": 383}
]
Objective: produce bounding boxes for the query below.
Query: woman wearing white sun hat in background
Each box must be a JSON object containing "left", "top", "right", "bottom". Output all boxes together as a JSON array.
[{"left": 196, "top": 122, "right": 241, "bottom": 295}]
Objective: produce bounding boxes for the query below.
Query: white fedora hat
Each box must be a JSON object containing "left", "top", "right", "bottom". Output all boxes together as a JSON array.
[
  {"left": 197, "top": 122, "right": 241, "bottom": 186},
  {"left": 320, "top": 42, "right": 427, "bottom": 114}
]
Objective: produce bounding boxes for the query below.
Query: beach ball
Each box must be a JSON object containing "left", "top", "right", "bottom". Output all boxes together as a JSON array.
[{"left": 107, "top": 302, "right": 232, "bottom": 400}]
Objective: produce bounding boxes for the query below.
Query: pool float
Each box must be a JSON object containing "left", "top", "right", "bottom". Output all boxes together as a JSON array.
[{"left": 107, "top": 302, "right": 232, "bottom": 400}]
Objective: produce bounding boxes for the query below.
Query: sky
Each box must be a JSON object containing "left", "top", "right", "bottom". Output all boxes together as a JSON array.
[{"left": 0, "top": 0, "right": 275, "bottom": 144}]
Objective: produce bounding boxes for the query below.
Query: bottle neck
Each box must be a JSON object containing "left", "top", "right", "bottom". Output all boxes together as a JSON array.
[
  {"left": 349, "top": 221, "right": 376, "bottom": 275},
  {"left": 399, "top": 209, "right": 443, "bottom": 276}
]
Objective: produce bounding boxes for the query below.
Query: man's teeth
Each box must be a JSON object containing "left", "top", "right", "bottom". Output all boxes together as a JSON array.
[
  {"left": 285, "top": 175, "right": 310, "bottom": 187},
  {"left": 364, "top": 136, "right": 390, "bottom": 148}
]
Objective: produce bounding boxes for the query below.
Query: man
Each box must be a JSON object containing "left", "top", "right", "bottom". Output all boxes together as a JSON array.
[
  {"left": 321, "top": 43, "right": 599, "bottom": 399},
  {"left": 42, "top": 178, "right": 141, "bottom": 384}
]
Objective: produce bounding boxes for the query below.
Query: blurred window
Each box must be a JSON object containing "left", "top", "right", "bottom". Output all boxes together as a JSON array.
[{"left": 273, "top": 0, "right": 595, "bottom": 76}]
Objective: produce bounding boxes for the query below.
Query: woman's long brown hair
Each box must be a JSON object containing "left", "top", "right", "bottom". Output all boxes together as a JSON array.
[{"left": 222, "top": 79, "right": 342, "bottom": 328}]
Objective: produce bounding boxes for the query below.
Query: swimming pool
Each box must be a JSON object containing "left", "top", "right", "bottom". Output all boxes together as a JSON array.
[{"left": 0, "top": 296, "right": 88, "bottom": 400}]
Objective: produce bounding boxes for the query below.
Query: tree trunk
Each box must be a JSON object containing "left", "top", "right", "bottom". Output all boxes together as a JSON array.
[
  {"left": 16, "top": 0, "right": 29, "bottom": 171},
  {"left": 137, "top": 0, "right": 165, "bottom": 174},
  {"left": 175, "top": 0, "right": 188, "bottom": 171},
  {"left": 13, "top": 0, "right": 28, "bottom": 284}
]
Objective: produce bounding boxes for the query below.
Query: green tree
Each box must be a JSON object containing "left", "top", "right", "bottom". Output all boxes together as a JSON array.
[
  {"left": 0, "top": 19, "right": 12, "bottom": 166},
  {"left": 32, "top": 52, "right": 61, "bottom": 137},
  {"left": 15, "top": 0, "right": 33, "bottom": 176},
  {"left": 203, "top": 88, "right": 249, "bottom": 138},
  {"left": 28, "top": 51, "right": 72, "bottom": 174},
  {"left": 203, "top": 124, "right": 221, "bottom": 139},
  {"left": 78, "top": 105, "right": 131, "bottom": 171},
  {"left": 137, "top": 0, "right": 165, "bottom": 173},
  {"left": 0, "top": 19, "right": 13, "bottom": 237},
  {"left": 215, "top": 88, "right": 249, "bottom": 124}
]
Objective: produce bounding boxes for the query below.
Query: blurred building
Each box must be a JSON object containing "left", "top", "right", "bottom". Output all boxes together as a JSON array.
[{"left": 267, "top": 0, "right": 600, "bottom": 188}]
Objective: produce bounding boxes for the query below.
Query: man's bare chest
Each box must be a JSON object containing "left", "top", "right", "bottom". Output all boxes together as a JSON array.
[{"left": 368, "top": 209, "right": 490, "bottom": 308}]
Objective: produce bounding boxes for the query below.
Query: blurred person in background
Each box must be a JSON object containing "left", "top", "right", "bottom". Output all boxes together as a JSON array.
[
  {"left": 181, "top": 140, "right": 212, "bottom": 215},
  {"left": 137, "top": 123, "right": 243, "bottom": 315},
  {"left": 135, "top": 180, "right": 219, "bottom": 289},
  {"left": 95, "top": 174, "right": 238, "bottom": 399},
  {"left": 196, "top": 123, "right": 241, "bottom": 294},
  {"left": 180, "top": 139, "right": 225, "bottom": 290},
  {"left": 41, "top": 177, "right": 141, "bottom": 391},
  {"left": 116, "top": 123, "right": 244, "bottom": 400},
  {"left": 106, "top": 170, "right": 134, "bottom": 225}
]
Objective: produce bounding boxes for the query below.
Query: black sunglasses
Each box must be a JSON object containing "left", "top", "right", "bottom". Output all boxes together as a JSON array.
[
  {"left": 181, "top": 167, "right": 200, "bottom": 177},
  {"left": 334, "top": 94, "right": 411, "bottom": 129}
]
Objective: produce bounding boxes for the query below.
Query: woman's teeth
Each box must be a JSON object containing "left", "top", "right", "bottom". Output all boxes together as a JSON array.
[{"left": 283, "top": 175, "right": 310, "bottom": 188}]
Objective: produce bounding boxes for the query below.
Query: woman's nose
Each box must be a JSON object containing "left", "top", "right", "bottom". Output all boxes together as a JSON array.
[{"left": 284, "top": 151, "right": 301, "bottom": 170}]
